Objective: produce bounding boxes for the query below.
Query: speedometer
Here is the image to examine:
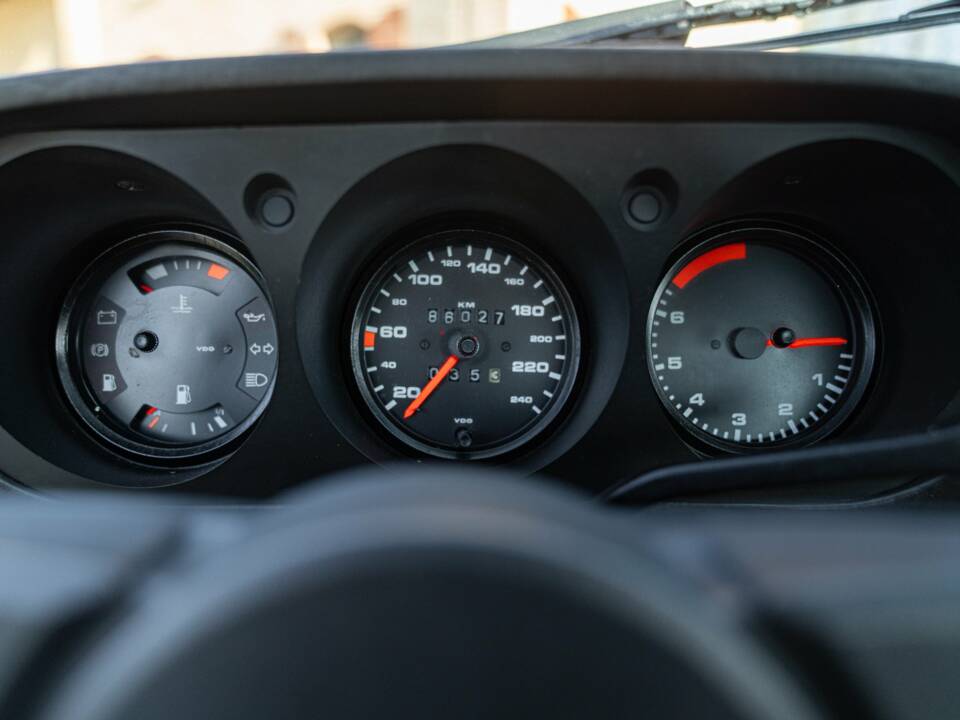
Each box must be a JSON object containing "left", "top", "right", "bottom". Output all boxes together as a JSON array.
[{"left": 349, "top": 230, "right": 580, "bottom": 459}]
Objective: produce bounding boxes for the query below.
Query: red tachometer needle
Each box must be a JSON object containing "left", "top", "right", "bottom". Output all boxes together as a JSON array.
[
  {"left": 767, "top": 337, "right": 848, "bottom": 349},
  {"left": 403, "top": 355, "right": 459, "bottom": 420}
]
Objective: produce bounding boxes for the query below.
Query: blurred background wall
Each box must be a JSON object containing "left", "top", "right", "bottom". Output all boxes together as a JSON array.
[{"left": 0, "top": 0, "right": 957, "bottom": 77}]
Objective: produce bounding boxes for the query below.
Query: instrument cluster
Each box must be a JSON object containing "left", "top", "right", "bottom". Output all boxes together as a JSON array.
[{"left": 0, "top": 124, "right": 957, "bottom": 502}]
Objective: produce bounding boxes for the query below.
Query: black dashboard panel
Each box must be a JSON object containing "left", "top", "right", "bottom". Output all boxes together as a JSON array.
[{"left": 0, "top": 50, "right": 958, "bottom": 502}]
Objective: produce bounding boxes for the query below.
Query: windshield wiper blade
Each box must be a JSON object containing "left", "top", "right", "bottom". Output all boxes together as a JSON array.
[
  {"left": 714, "top": 0, "right": 960, "bottom": 50},
  {"left": 455, "top": 0, "right": 879, "bottom": 49}
]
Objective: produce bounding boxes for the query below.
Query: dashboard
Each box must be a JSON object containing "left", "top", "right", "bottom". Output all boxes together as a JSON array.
[{"left": 1, "top": 49, "right": 960, "bottom": 504}]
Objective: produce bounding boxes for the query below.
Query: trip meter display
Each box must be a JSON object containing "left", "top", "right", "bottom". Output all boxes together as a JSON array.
[
  {"left": 647, "top": 226, "right": 875, "bottom": 451},
  {"left": 350, "top": 230, "right": 580, "bottom": 459},
  {"left": 56, "top": 230, "right": 278, "bottom": 461}
]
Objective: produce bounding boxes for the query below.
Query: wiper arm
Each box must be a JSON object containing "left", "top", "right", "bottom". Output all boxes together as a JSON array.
[
  {"left": 714, "top": 0, "right": 960, "bottom": 50},
  {"left": 456, "top": 0, "right": 879, "bottom": 49},
  {"left": 604, "top": 422, "right": 960, "bottom": 505}
]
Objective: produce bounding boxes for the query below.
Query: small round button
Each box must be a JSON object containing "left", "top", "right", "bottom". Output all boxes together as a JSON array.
[
  {"left": 259, "top": 193, "right": 295, "bottom": 228},
  {"left": 627, "top": 191, "right": 662, "bottom": 225}
]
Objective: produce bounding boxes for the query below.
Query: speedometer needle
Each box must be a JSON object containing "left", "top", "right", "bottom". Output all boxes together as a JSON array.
[{"left": 403, "top": 355, "right": 459, "bottom": 420}]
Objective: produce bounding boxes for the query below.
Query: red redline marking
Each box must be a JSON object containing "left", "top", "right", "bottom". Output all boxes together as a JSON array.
[
  {"left": 672, "top": 242, "right": 747, "bottom": 289},
  {"left": 363, "top": 331, "right": 376, "bottom": 348},
  {"left": 147, "top": 416, "right": 160, "bottom": 429},
  {"left": 139, "top": 283, "right": 154, "bottom": 293},
  {"left": 207, "top": 263, "right": 230, "bottom": 280},
  {"left": 769, "top": 337, "right": 849, "bottom": 349},
  {"left": 145, "top": 406, "right": 157, "bottom": 415}
]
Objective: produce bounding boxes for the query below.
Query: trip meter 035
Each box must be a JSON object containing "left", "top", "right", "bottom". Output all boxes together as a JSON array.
[{"left": 349, "top": 230, "right": 581, "bottom": 459}]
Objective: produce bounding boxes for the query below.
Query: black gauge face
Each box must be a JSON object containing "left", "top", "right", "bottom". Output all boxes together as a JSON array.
[
  {"left": 56, "top": 230, "right": 278, "bottom": 460},
  {"left": 646, "top": 227, "right": 875, "bottom": 451},
  {"left": 350, "top": 230, "right": 581, "bottom": 459}
]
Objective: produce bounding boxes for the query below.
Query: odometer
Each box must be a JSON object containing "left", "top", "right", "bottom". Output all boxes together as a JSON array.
[
  {"left": 647, "top": 226, "right": 875, "bottom": 451},
  {"left": 349, "top": 230, "right": 580, "bottom": 459}
]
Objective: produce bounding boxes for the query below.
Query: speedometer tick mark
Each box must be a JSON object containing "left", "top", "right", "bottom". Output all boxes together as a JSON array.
[{"left": 484, "top": 247, "right": 492, "bottom": 261}]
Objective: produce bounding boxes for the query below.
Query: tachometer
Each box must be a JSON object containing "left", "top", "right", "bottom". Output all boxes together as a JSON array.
[
  {"left": 350, "top": 230, "right": 580, "bottom": 459},
  {"left": 647, "top": 225, "right": 875, "bottom": 451}
]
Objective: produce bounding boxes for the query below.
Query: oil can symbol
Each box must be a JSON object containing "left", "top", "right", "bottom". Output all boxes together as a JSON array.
[{"left": 175, "top": 384, "right": 192, "bottom": 405}]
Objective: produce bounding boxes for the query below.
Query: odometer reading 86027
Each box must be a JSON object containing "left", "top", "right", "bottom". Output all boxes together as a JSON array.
[{"left": 350, "top": 230, "right": 580, "bottom": 459}]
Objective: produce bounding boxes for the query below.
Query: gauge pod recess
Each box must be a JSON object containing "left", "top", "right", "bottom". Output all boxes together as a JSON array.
[{"left": 56, "top": 230, "right": 279, "bottom": 461}]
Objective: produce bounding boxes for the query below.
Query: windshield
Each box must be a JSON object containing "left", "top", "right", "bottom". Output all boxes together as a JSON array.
[{"left": 0, "top": 0, "right": 957, "bottom": 77}]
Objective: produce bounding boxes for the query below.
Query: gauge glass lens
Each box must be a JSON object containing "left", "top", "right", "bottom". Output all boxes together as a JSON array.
[
  {"left": 350, "top": 231, "right": 580, "bottom": 459},
  {"left": 646, "top": 228, "right": 874, "bottom": 450},
  {"left": 57, "top": 232, "right": 278, "bottom": 459}
]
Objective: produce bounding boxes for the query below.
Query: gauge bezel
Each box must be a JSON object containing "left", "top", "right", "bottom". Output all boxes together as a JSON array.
[
  {"left": 348, "top": 229, "right": 582, "bottom": 461},
  {"left": 646, "top": 223, "right": 877, "bottom": 454},
  {"left": 55, "top": 228, "right": 277, "bottom": 464}
]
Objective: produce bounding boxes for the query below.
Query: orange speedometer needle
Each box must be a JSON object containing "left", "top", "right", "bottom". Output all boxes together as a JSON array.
[
  {"left": 767, "top": 337, "right": 849, "bottom": 348},
  {"left": 403, "top": 355, "right": 459, "bottom": 420}
]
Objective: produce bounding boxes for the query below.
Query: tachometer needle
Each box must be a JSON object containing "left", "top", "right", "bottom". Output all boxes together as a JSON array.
[
  {"left": 767, "top": 337, "right": 849, "bottom": 348},
  {"left": 403, "top": 355, "right": 459, "bottom": 420}
]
